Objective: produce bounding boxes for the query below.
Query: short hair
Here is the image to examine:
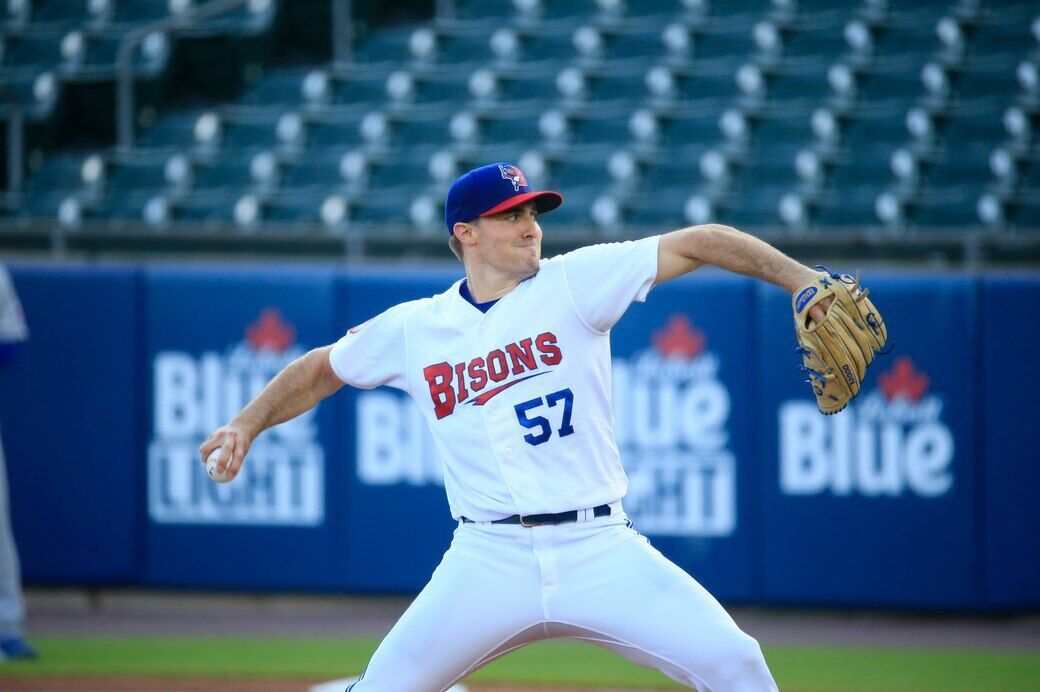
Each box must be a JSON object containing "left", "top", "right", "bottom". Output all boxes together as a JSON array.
[
  {"left": 448, "top": 215, "right": 483, "bottom": 262},
  {"left": 448, "top": 233, "right": 463, "bottom": 262}
]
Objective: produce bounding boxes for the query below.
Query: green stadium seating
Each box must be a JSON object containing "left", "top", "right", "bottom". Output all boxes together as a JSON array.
[{"left": 4, "top": 0, "right": 1038, "bottom": 233}]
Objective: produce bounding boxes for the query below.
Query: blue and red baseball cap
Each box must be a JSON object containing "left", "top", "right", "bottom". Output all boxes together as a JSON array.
[{"left": 445, "top": 162, "right": 563, "bottom": 235}]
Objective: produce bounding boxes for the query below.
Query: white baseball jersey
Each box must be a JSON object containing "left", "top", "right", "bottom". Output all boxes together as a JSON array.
[
  {"left": 0, "top": 266, "right": 28, "bottom": 344},
  {"left": 330, "top": 236, "right": 661, "bottom": 521}
]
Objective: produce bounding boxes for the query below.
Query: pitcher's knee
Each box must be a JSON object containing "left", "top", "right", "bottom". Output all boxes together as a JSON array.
[{"left": 695, "top": 632, "right": 776, "bottom": 691}]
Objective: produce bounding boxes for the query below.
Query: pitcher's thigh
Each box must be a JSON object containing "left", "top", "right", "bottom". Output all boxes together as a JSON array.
[
  {"left": 350, "top": 531, "right": 545, "bottom": 692},
  {"left": 555, "top": 530, "right": 777, "bottom": 691}
]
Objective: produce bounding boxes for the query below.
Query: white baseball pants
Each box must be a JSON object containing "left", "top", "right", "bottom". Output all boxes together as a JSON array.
[
  {"left": 348, "top": 503, "right": 777, "bottom": 691},
  {"left": 0, "top": 425, "right": 26, "bottom": 638}
]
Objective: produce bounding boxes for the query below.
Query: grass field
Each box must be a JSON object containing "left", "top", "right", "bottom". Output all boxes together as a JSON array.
[{"left": 1, "top": 637, "right": 1038, "bottom": 691}]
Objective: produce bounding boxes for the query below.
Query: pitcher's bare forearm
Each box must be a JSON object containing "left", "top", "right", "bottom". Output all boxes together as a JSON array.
[
  {"left": 657, "top": 224, "right": 818, "bottom": 291},
  {"left": 231, "top": 346, "right": 344, "bottom": 439},
  {"left": 199, "top": 345, "right": 344, "bottom": 478}
]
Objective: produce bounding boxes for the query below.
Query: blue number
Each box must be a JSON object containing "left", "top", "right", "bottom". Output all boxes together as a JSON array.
[
  {"left": 514, "top": 388, "right": 575, "bottom": 446},
  {"left": 546, "top": 388, "right": 574, "bottom": 437},
  {"left": 514, "top": 396, "right": 552, "bottom": 446}
]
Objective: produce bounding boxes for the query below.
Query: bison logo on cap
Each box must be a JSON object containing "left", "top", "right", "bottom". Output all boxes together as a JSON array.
[{"left": 498, "top": 164, "right": 527, "bottom": 191}]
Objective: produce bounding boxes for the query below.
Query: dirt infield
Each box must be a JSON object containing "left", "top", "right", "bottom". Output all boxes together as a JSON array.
[
  {"left": 6, "top": 588, "right": 1038, "bottom": 691},
  {"left": 23, "top": 588, "right": 1040, "bottom": 651}
]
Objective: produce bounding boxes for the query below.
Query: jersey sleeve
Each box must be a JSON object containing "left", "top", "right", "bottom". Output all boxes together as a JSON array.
[
  {"left": 329, "top": 301, "right": 414, "bottom": 392},
  {"left": 0, "top": 266, "right": 28, "bottom": 344},
  {"left": 560, "top": 235, "right": 661, "bottom": 333}
]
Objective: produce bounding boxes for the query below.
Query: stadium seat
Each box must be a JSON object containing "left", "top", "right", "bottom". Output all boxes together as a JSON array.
[
  {"left": 22, "top": 153, "right": 94, "bottom": 200},
  {"left": 452, "top": 0, "right": 515, "bottom": 22},
  {"left": 755, "top": 22, "right": 848, "bottom": 65},
  {"left": 977, "top": 191, "right": 1040, "bottom": 228},
  {"left": 6, "top": 0, "right": 1037, "bottom": 236},
  {"left": 921, "top": 59, "right": 1020, "bottom": 107},
  {"left": 105, "top": 155, "right": 170, "bottom": 195},
  {"left": 738, "top": 62, "right": 829, "bottom": 109},
  {"left": 537, "top": 149, "right": 613, "bottom": 190},
  {"left": 331, "top": 70, "right": 396, "bottom": 105},
  {"left": 725, "top": 181, "right": 790, "bottom": 227},
  {"left": 240, "top": 68, "right": 319, "bottom": 107},
  {"left": 599, "top": 0, "right": 680, "bottom": 22},
  {"left": 655, "top": 64, "right": 737, "bottom": 102},
  {"left": 190, "top": 156, "right": 255, "bottom": 192},
  {"left": 571, "top": 24, "right": 669, "bottom": 64},
  {"left": 544, "top": 109, "right": 633, "bottom": 148},
  {"left": 818, "top": 151, "right": 892, "bottom": 190},
  {"left": 355, "top": 26, "right": 416, "bottom": 63},
  {"left": 685, "top": 24, "right": 756, "bottom": 61},
  {"left": 843, "top": 18, "right": 939, "bottom": 66},
  {"left": 347, "top": 187, "right": 417, "bottom": 225},
  {"left": 384, "top": 69, "right": 471, "bottom": 108},
  {"left": 391, "top": 110, "right": 456, "bottom": 147},
  {"left": 104, "top": 0, "right": 173, "bottom": 28},
  {"left": 879, "top": 185, "right": 980, "bottom": 228},
  {"left": 407, "top": 26, "right": 492, "bottom": 66},
  {"left": 4, "top": 31, "right": 64, "bottom": 70},
  {"left": 554, "top": 65, "right": 648, "bottom": 105},
  {"left": 809, "top": 185, "right": 882, "bottom": 226},
  {"left": 641, "top": 151, "right": 710, "bottom": 191},
  {"left": 532, "top": 185, "right": 597, "bottom": 228},
  {"left": 827, "top": 63, "right": 923, "bottom": 109},
  {"left": 988, "top": 144, "right": 1040, "bottom": 194},
  {"left": 468, "top": 67, "right": 561, "bottom": 107}
]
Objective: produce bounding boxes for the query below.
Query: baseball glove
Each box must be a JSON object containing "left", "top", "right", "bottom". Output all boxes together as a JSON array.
[{"left": 792, "top": 269, "right": 888, "bottom": 415}]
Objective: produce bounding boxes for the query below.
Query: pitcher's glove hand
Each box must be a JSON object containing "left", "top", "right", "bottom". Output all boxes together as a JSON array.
[{"left": 792, "top": 269, "right": 888, "bottom": 415}]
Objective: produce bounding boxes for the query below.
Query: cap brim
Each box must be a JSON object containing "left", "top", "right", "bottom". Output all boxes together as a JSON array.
[{"left": 479, "top": 191, "right": 563, "bottom": 218}]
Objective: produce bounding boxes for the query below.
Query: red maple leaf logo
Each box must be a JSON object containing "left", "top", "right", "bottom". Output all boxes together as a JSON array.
[
  {"left": 246, "top": 308, "right": 296, "bottom": 352},
  {"left": 878, "top": 356, "right": 929, "bottom": 403},
  {"left": 652, "top": 314, "right": 706, "bottom": 359}
]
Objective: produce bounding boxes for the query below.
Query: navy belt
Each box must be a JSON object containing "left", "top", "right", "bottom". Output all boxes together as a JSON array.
[{"left": 461, "top": 503, "right": 612, "bottom": 527}]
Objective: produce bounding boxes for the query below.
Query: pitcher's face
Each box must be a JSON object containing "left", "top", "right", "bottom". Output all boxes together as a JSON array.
[{"left": 472, "top": 203, "right": 542, "bottom": 279}]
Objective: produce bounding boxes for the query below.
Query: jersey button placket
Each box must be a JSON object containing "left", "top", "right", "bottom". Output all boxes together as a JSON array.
[{"left": 478, "top": 387, "right": 525, "bottom": 507}]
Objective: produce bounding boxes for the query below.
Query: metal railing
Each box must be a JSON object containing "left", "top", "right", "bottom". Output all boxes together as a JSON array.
[
  {"left": 332, "top": 0, "right": 355, "bottom": 66},
  {"left": 3, "top": 107, "right": 24, "bottom": 202},
  {"left": 116, "top": 0, "right": 251, "bottom": 152},
  {"left": 2, "top": 219, "right": 1039, "bottom": 268}
]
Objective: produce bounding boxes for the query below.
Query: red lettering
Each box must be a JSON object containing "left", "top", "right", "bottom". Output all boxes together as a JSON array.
[
  {"left": 487, "top": 349, "right": 509, "bottom": 382},
  {"left": 423, "top": 362, "right": 456, "bottom": 419},
  {"left": 535, "top": 332, "right": 562, "bottom": 365},
  {"left": 505, "top": 338, "right": 537, "bottom": 375},
  {"left": 453, "top": 362, "right": 469, "bottom": 402},
  {"left": 423, "top": 335, "right": 562, "bottom": 419},
  {"left": 467, "top": 357, "right": 488, "bottom": 391}
]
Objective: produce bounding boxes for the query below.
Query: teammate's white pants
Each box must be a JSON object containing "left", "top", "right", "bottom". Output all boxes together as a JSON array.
[
  {"left": 349, "top": 504, "right": 776, "bottom": 692},
  {"left": 0, "top": 425, "right": 26, "bottom": 638}
]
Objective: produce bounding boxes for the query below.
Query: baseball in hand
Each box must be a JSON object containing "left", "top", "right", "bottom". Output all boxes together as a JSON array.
[{"left": 206, "top": 448, "right": 234, "bottom": 483}]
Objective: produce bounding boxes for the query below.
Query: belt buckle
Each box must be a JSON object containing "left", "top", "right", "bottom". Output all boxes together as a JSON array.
[{"left": 519, "top": 514, "right": 538, "bottom": 528}]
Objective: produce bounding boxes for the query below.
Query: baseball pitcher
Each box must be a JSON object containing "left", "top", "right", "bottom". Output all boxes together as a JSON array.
[{"left": 201, "top": 162, "right": 885, "bottom": 691}]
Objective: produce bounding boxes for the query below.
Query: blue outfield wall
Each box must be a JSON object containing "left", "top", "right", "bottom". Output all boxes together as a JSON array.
[
  {"left": 615, "top": 276, "right": 760, "bottom": 602},
  {"left": 0, "top": 262, "right": 1037, "bottom": 609},
  {"left": 758, "top": 277, "right": 980, "bottom": 608},
  {"left": 143, "top": 266, "right": 346, "bottom": 590},
  {"left": 336, "top": 268, "right": 462, "bottom": 593},
  {"left": 0, "top": 265, "right": 142, "bottom": 584},
  {"left": 981, "top": 277, "right": 1040, "bottom": 607}
]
